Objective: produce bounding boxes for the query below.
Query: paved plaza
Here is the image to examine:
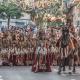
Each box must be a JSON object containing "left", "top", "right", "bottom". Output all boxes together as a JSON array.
[{"left": 0, "top": 66, "right": 79, "bottom": 80}]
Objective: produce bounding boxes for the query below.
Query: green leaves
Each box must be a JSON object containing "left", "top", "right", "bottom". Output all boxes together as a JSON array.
[
  {"left": 0, "top": 2, "right": 23, "bottom": 27},
  {"left": 0, "top": 4, "right": 6, "bottom": 14},
  {"left": 77, "top": 2, "right": 80, "bottom": 8},
  {"left": 0, "top": 3, "right": 22, "bottom": 19},
  {"left": 44, "top": 0, "right": 63, "bottom": 17}
]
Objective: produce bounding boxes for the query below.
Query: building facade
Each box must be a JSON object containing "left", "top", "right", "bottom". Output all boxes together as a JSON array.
[{"left": 0, "top": 12, "right": 31, "bottom": 27}]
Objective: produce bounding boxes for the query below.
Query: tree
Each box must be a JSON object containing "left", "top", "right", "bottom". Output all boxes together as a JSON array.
[
  {"left": 35, "top": 0, "right": 63, "bottom": 27},
  {"left": 63, "top": 0, "right": 80, "bottom": 26},
  {"left": 25, "top": 0, "right": 63, "bottom": 27},
  {"left": 0, "top": 3, "right": 23, "bottom": 28}
]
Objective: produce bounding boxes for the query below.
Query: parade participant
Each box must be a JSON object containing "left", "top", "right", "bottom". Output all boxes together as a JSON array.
[
  {"left": 46, "top": 44, "right": 53, "bottom": 70},
  {"left": 17, "top": 48, "right": 24, "bottom": 66},
  {"left": 23, "top": 48, "right": 27, "bottom": 66},
  {"left": 32, "top": 42, "right": 51, "bottom": 72},
  {"left": 29, "top": 47, "right": 34, "bottom": 65},
  {"left": 12, "top": 48, "right": 17, "bottom": 66},
  {"left": 31, "top": 46, "right": 37, "bottom": 72},
  {"left": 46, "top": 45, "right": 51, "bottom": 65},
  {"left": 18, "top": 49, "right": 24, "bottom": 66},
  {"left": 8, "top": 48, "right": 13, "bottom": 66},
  {"left": 51, "top": 45, "right": 58, "bottom": 66}
]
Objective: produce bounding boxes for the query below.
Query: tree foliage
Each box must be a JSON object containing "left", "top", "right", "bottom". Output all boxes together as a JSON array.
[{"left": 0, "top": 2, "right": 23, "bottom": 27}]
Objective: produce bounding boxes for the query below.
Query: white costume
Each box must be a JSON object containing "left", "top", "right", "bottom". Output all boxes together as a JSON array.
[
  {"left": 51, "top": 46, "right": 58, "bottom": 53},
  {"left": 33, "top": 34, "right": 36, "bottom": 39},
  {"left": 36, "top": 47, "right": 47, "bottom": 55}
]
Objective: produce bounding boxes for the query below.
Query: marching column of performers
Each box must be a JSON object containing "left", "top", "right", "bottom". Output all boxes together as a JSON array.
[
  {"left": 0, "top": 45, "right": 58, "bottom": 68},
  {"left": 0, "top": 25, "right": 80, "bottom": 73},
  {"left": 0, "top": 47, "right": 34, "bottom": 66}
]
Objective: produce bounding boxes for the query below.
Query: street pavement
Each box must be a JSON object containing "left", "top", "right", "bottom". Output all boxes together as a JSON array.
[{"left": 0, "top": 66, "right": 80, "bottom": 80}]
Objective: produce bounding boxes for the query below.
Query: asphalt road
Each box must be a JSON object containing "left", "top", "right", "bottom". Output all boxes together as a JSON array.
[{"left": 0, "top": 66, "right": 80, "bottom": 80}]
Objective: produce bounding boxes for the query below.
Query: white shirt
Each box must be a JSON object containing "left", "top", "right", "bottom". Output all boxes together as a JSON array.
[
  {"left": 36, "top": 47, "right": 40, "bottom": 54},
  {"left": 51, "top": 46, "right": 58, "bottom": 53},
  {"left": 26, "top": 32, "right": 28, "bottom": 35},
  {"left": 36, "top": 47, "right": 47, "bottom": 55},
  {"left": 69, "top": 33, "right": 74, "bottom": 38},
  {"left": 34, "top": 27, "right": 38, "bottom": 34},
  {"left": 33, "top": 34, "right": 36, "bottom": 38},
  {"left": 51, "top": 46, "right": 55, "bottom": 53},
  {"left": 43, "top": 47, "right": 47, "bottom": 55}
]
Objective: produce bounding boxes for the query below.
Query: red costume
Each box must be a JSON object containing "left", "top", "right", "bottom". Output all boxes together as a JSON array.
[{"left": 32, "top": 46, "right": 51, "bottom": 72}]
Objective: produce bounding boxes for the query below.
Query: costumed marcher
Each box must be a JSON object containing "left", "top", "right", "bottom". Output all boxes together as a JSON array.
[{"left": 32, "top": 43, "right": 51, "bottom": 72}]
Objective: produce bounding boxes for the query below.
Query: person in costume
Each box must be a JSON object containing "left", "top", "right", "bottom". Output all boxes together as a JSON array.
[{"left": 32, "top": 43, "right": 51, "bottom": 72}]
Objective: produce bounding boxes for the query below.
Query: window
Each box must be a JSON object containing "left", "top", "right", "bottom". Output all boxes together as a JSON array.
[
  {"left": 15, "top": 22, "right": 25, "bottom": 27},
  {"left": 0, "top": 21, "right": 2, "bottom": 26}
]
